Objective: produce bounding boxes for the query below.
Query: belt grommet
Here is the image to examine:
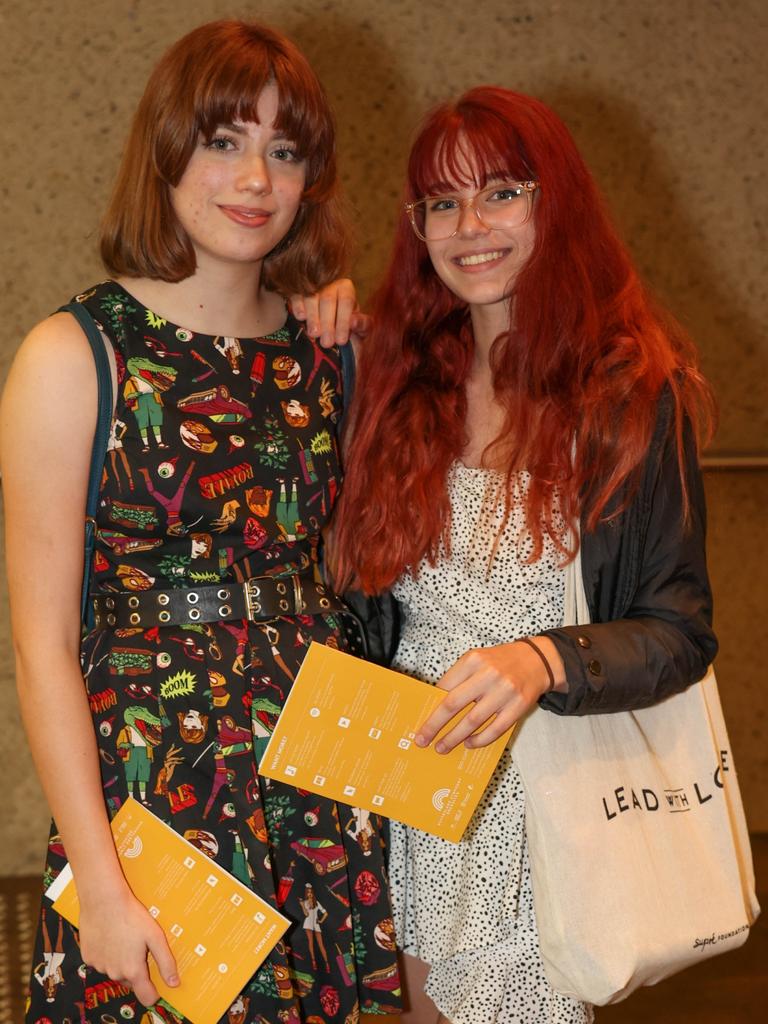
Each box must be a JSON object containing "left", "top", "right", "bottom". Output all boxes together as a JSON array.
[
  {"left": 277, "top": 582, "right": 287, "bottom": 594},
  {"left": 129, "top": 612, "right": 141, "bottom": 625},
  {"left": 217, "top": 589, "right": 230, "bottom": 600},
  {"left": 128, "top": 596, "right": 139, "bottom": 609},
  {"left": 105, "top": 598, "right": 115, "bottom": 610},
  {"left": 94, "top": 614, "right": 102, "bottom": 627},
  {"left": 106, "top": 613, "right": 116, "bottom": 626},
  {"left": 218, "top": 605, "right": 231, "bottom": 617},
  {"left": 320, "top": 597, "right": 330, "bottom": 609},
  {"left": 251, "top": 600, "right": 261, "bottom": 614},
  {"left": 187, "top": 592, "right": 199, "bottom": 605},
  {"left": 279, "top": 599, "right": 289, "bottom": 612},
  {"left": 159, "top": 610, "right": 171, "bottom": 623},
  {"left": 188, "top": 608, "right": 201, "bottom": 620},
  {"left": 158, "top": 593, "right": 170, "bottom": 606}
]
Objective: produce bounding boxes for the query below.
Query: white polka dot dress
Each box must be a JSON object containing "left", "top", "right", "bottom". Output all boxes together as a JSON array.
[{"left": 389, "top": 464, "right": 593, "bottom": 1024}]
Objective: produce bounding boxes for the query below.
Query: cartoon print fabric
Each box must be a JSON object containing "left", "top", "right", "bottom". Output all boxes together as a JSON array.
[{"left": 26, "top": 282, "right": 400, "bottom": 1024}]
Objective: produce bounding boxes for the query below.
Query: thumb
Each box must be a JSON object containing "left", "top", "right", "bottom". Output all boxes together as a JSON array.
[
  {"left": 147, "top": 931, "right": 180, "bottom": 989},
  {"left": 350, "top": 311, "right": 371, "bottom": 340}
]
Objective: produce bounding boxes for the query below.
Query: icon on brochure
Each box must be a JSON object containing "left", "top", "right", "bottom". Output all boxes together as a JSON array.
[
  {"left": 285, "top": 765, "right": 297, "bottom": 777},
  {"left": 149, "top": 905, "right": 160, "bottom": 918},
  {"left": 124, "top": 836, "right": 143, "bottom": 859},
  {"left": 195, "top": 944, "right": 207, "bottom": 957},
  {"left": 398, "top": 738, "right": 411, "bottom": 750},
  {"left": 372, "top": 794, "right": 385, "bottom": 806},
  {"left": 314, "top": 774, "right": 326, "bottom": 787},
  {"left": 368, "top": 727, "right": 382, "bottom": 740},
  {"left": 343, "top": 785, "right": 356, "bottom": 797},
  {"left": 183, "top": 856, "right": 195, "bottom": 869},
  {"left": 338, "top": 716, "right": 351, "bottom": 728},
  {"left": 432, "top": 787, "right": 451, "bottom": 812},
  {"left": 218, "top": 963, "right": 229, "bottom": 974},
  {"left": 170, "top": 923, "right": 184, "bottom": 937},
  {"left": 254, "top": 911, "right": 266, "bottom": 924},
  {"left": 230, "top": 893, "right": 243, "bottom": 906},
  {"left": 310, "top": 707, "right": 321, "bottom": 718},
  {"left": 206, "top": 874, "right": 218, "bottom": 887}
]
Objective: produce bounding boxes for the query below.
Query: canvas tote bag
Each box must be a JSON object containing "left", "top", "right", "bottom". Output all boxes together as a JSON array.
[{"left": 510, "top": 546, "right": 760, "bottom": 1005}]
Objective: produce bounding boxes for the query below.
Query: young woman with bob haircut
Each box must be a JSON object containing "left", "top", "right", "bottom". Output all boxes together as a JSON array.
[
  {"left": 331, "top": 86, "right": 717, "bottom": 1023},
  {"left": 2, "top": 20, "right": 399, "bottom": 1024}
]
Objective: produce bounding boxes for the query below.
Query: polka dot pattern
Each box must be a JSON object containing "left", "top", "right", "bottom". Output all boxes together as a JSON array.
[{"left": 389, "top": 464, "right": 592, "bottom": 1023}]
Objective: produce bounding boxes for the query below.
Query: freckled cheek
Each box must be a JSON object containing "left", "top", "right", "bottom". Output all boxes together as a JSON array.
[{"left": 275, "top": 182, "right": 305, "bottom": 218}]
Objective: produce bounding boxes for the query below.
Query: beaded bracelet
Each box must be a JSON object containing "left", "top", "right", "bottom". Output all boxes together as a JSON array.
[{"left": 518, "top": 636, "right": 556, "bottom": 692}]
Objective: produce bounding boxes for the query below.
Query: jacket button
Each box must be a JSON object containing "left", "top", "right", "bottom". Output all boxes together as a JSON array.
[
  {"left": 577, "top": 635, "right": 591, "bottom": 649},
  {"left": 588, "top": 659, "right": 602, "bottom": 676}
]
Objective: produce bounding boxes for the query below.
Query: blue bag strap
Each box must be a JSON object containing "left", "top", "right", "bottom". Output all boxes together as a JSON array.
[
  {"left": 58, "top": 302, "right": 113, "bottom": 628},
  {"left": 339, "top": 340, "right": 356, "bottom": 428}
]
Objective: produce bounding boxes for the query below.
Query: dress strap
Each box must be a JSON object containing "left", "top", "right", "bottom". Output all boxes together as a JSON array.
[{"left": 58, "top": 301, "right": 114, "bottom": 629}]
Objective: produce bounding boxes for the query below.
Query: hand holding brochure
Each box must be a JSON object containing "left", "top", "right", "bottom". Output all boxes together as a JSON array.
[
  {"left": 47, "top": 798, "right": 289, "bottom": 1024},
  {"left": 259, "top": 643, "right": 514, "bottom": 841}
]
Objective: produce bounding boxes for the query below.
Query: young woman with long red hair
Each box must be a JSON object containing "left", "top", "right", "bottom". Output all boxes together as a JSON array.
[
  {"left": 2, "top": 20, "right": 399, "bottom": 1024},
  {"left": 332, "top": 87, "right": 717, "bottom": 1023}
]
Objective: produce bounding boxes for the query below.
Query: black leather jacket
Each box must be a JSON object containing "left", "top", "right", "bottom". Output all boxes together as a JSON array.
[{"left": 540, "top": 393, "right": 717, "bottom": 715}]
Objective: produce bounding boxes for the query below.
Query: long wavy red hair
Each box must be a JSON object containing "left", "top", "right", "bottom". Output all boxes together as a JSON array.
[{"left": 332, "top": 87, "right": 714, "bottom": 594}]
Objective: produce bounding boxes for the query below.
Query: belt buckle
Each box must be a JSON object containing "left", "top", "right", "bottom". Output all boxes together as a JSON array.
[
  {"left": 244, "top": 578, "right": 263, "bottom": 619},
  {"left": 292, "top": 574, "right": 305, "bottom": 615}
]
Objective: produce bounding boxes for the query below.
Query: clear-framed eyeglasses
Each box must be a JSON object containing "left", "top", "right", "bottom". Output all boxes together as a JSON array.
[{"left": 405, "top": 180, "right": 540, "bottom": 242}]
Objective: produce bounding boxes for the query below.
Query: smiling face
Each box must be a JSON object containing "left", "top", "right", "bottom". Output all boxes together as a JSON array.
[
  {"left": 170, "top": 82, "right": 306, "bottom": 272},
  {"left": 424, "top": 158, "right": 536, "bottom": 334}
]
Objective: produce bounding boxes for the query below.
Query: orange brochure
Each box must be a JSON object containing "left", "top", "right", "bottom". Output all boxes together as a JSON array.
[
  {"left": 46, "top": 798, "right": 288, "bottom": 1024},
  {"left": 259, "top": 642, "right": 514, "bottom": 841}
]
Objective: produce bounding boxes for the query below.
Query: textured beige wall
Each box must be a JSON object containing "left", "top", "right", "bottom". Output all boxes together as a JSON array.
[{"left": 0, "top": 0, "right": 765, "bottom": 873}]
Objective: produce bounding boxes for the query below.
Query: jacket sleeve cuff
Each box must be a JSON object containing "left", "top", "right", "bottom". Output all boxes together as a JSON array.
[{"left": 537, "top": 625, "right": 611, "bottom": 715}]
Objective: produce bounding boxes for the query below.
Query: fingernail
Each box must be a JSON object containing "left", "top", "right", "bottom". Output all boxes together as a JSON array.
[
  {"left": 414, "top": 734, "right": 427, "bottom": 747},
  {"left": 435, "top": 742, "right": 446, "bottom": 754},
  {"left": 308, "top": 322, "right": 319, "bottom": 336},
  {"left": 168, "top": 974, "right": 180, "bottom": 986}
]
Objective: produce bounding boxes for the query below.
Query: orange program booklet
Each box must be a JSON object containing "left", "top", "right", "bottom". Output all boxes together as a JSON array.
[
  {"left": 46, "top": 797, "right": 289, "bottom": 1024},
  {"left": 259, "top": 642, "right": 514, "bottom": 841}
]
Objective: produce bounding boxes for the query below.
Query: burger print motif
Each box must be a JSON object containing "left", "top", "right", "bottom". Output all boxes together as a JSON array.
[{"left": 25, "top": 281, "right": 401, "bottom": 1024}]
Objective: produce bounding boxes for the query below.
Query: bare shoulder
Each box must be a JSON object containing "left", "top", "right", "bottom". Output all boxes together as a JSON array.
[
  {"left": 1, "top": 312, "right": 97, "bottom": 469},
  {"left": 2, "top": 312, "right": 97, "bottom": 412},
  {"left": 10, "top": 311, "right": 94, "bottom": 376}
]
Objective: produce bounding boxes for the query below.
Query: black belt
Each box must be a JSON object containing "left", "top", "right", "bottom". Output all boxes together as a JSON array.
[{"left": 91, "top": 572, "right": 344, "bottom": 631}]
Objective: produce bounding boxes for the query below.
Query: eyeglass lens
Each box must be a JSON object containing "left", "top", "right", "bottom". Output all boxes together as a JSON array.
[{"left": 412, "top": 183, "right": 533, "bottom": 241}]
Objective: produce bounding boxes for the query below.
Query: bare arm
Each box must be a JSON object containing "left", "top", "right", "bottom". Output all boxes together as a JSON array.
[{"left": 0, "top": 312, "right": 177, "bottom": 1004}]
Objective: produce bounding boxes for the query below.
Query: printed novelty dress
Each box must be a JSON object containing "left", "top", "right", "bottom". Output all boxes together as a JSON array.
[
  {"left": 25, "top": 281, "right": 400, "bottom": 1024},
  {"left": 389, "top": 463, "right": 593, "bottom": 1024}
]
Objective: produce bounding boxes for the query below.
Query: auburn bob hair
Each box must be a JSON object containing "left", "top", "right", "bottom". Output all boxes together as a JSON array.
[
  {"left": 100, "top": 20, "right": 348, "bottom": 295},
  {"left": 332, "top": 87, "right": 714, "bottom": 594}
]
